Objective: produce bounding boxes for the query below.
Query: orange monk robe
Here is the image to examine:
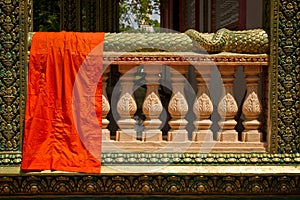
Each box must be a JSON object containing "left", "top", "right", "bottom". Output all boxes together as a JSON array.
[{"left": 21, "top": 32, "right": 104, "bottom": 173}]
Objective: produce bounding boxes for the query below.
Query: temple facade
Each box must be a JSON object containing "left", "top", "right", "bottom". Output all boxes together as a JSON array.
[
  {"left": 0, "top": 0, "right": 300, "bottom": 197},
  {"left": 160, "top": 0, "right": 267, "bottom": 32}
]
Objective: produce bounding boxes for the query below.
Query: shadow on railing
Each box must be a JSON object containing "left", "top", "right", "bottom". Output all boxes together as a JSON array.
[
  {"left": 101, "top": 52, "right": 269, "bottom": 153},
  {"left": 27, "top": 30, "right": 269, "bottom": 154}
]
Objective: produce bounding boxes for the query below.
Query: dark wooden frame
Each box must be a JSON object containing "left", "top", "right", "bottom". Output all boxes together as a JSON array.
[{"left": 1, "top": 0, "right": 300, "bottom": 196}]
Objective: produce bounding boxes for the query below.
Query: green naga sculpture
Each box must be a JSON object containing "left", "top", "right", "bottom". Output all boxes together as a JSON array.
[
  {"left": 104, "top": 28, "right": 269, "bottom": 54},
  {"left": 28, "top": 28, "right": 269, "bottom": 54}
]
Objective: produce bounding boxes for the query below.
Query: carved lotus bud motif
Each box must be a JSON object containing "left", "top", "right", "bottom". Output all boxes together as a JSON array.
[
  {"left": 142, "top": 92, "right": 163, "bottom": 117},
  {"left": 193, "top": 93, "right": 213, "bottom": 116},
  {"left": 242, "top": 92, "right": 261, "bottom": 116},
  {"left": 117, "top": 92, "right": 137, "bottom": 117},
  {"left": 102, "top": 94, "right": 110, "bottom": 115},
  {"left": 218, "top": 93, "right": 238, "bottom": 117},
  {"left": 168, "top": 92, "right": 188, "bottom": 117}
]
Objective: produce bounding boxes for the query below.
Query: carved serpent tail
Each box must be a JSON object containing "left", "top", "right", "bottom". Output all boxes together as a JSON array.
[
  {"left": 185, "top": 28, "right": 230, "bottom": 53},
  {"left": 185, "top": 28, "right": 269, "bottom": 53}
]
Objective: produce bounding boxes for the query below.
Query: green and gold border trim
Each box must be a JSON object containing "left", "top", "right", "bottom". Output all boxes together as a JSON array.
[
  {"left": 0, "top": 0, "right": 300, "bottom": 164},
  {"left": 101, "top": 153, "right": 300, "bottom": 165},
  {"left": 1, "top": 173, "right": 300, "bottom": 196},
  {"left": 1, "top": 0, "right": 300, "bottom": 197},
  {"left": 269, "top": 0, "right": 280, "bottom": 153},
  {"left": 2, "top": 152, "right": 300, "bottom": 166},
  {"left": 273, "top": 0, "right": 300, "bottom": 154}
]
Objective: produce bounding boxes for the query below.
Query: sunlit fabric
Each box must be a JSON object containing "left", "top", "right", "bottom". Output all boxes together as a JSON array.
[{"left": 21, "top": 32, "right": 104, "bottom": 173}]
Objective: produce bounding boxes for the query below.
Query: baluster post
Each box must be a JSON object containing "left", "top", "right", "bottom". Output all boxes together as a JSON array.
[
  {"left": 116, "top": 65, "right": 137, "bottom": 141},
  {"left": 168, "top": 65, "right": 189, "bottom": 141},
  {"left": 217, "top": 65, "right": 238, "bottom": 142},
  {"left": 142, "top": 65, "right": 163, "bottom": 141},
  {"left": 242, "top": 65, "right": 262, "bottom": 142},
  {"left": 193, "top": 66, "right": 214, "bottom": 141},
  {"left": 102, "top": 67, "right": 111, "bottom": 140}
]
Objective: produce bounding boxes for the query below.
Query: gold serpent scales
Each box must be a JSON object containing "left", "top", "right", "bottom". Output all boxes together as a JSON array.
[{"left": 104, "top": 28, "right": 269, "bottom": 54}]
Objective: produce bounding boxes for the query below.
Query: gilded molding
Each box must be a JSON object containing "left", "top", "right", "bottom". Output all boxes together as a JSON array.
[
  {"left": 0, "top": 0, "right": 29, "bottom": 159},
  {"left": 1, "top": 173, "right": 300, "bottom": 196},
  {"left": 2, "top": 152, "right": 300, "bottom": 165},
  {"left": 102, "top": 52, "right": 269, "bottom": 66},
  {"left": 101, "top": 152, "right": 300, "bottom": 165},
  {"left": 1, "top": 0, "right": 300, "bottom": 197},
  {"left": 0, "top": 0, "right": 299, "bottom": 172},
  {"left": 0, "top": 153, "right": 22, "bottom": 165},
  {"left": 275, "top": 0, "right": 300, "bottom": 154},
  {"left": 269, "top": 0, "right": 280, "bottom": 153}
]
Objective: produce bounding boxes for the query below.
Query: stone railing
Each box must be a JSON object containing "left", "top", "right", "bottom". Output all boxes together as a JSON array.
[
  {"left": 27, "top": 30, "right": 269, "bottom": 154},
  {"left": 101, "top": 52, "right": 268, "bottom": 153}
]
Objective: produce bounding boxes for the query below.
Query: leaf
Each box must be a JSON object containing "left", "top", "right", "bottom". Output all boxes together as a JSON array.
[{"left": 119, "top": 0, "right": 160, "bottom": 31}]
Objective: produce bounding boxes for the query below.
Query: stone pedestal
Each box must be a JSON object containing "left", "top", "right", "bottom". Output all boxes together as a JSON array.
[
  {"left": 102, "top": 67, "right": 111, "bottom": 141},
  {"left": 168, "top": 65, "right": 189, "bottom": 142},
  {"left": 192, "top": 66, "right": 213, "bottom": 142},
  {"left": 242, "top": 65, "right": 262, "bottom": 142},
  {"left": 217, "top": 66, "right": 238, "bottom": 142},
  {"left": 116, "top": 65, "right": 137, "bottom": 141},
  {"left": 142, "top": 65, "right": 163, "bottom": 141}
]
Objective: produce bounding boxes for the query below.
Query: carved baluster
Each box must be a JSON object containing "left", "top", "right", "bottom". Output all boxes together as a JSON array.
[
  {"left": 168, "top": 65, "right": 189, "bottom": 141},
  {"left": 242, "top": 65, "right": 262, "bottom": 142},
  {"left": 217, "top": 65, "right": 238, "bottom": 142},
  {"left": 116, "top": 65, "right": 137, "bottom": 141},
  {"left": 193, "top": 66, "right": 213, "bottom": 141},
  {"left": 142, "top": 65, "right": 163, "bottom": 141},
  {"left": 102, "top": 67, "right": 111, "bottom": 140}
]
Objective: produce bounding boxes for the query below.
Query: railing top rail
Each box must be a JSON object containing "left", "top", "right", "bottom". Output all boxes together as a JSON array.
[{"left": 102, "top": 52, "right": 269, "bottom": 66}]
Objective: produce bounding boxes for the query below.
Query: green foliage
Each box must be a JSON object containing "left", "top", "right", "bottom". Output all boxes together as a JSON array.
[
  {"left": 33, "top": 0, "right": 160, "bottom": 32},
  {"left": 119, "top": 0, "right": 160, "bottom": 32},
  {"left": 33, "top": 0, "right": 61, "bottom": 32}
]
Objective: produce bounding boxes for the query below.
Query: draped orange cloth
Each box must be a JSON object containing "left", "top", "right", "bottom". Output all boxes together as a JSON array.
[{"left": 21, "top": 32, "right": 104, "bottom": 173}]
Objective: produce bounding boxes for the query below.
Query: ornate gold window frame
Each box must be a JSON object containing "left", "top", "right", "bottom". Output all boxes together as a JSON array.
[{"left": 1, "top": 0, "right": 300, "bottom": 196}]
